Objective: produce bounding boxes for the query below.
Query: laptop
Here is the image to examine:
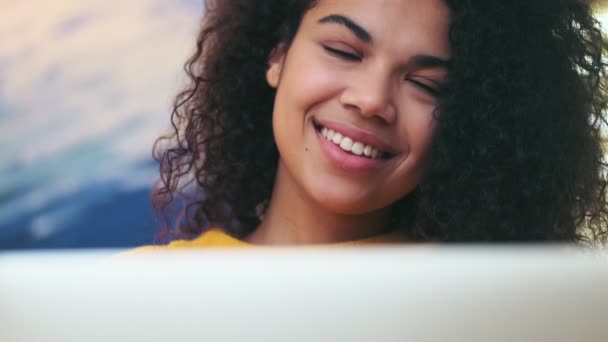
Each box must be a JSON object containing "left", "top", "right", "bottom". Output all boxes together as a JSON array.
[{"left": 0, "top": 245, "right": 606, "bottom": 342}]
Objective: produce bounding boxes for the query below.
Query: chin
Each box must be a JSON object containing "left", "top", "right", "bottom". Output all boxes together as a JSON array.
[{"left": 310, "top": 189, "right": 389, "bottom": 216}]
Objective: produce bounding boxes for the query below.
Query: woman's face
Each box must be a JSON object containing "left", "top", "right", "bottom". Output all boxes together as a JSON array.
[{"left": 267, "top": 0, "right": 451, "bottom": 215}]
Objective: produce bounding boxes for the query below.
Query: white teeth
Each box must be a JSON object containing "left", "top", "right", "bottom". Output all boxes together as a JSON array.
[
  {"left": 331, "top": 132, "right": 343, "bottom": 144},
  {"left": 351, "top": 142, "right": 364, "bottom": 156},
  {"left": 320, "top": 126, "right": 384, "bottom": 159},
  {"left": 339, "top": 137, "right": 353, "bottom": 151}
]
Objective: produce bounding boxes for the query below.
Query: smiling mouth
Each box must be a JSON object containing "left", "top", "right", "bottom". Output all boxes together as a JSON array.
[{"left": 312, "top": 121, "right": 394, "bottom": 160}]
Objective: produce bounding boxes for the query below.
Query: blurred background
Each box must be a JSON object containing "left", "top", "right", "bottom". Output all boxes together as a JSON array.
[
  {"left": 0, "top": 0, "right": 202, "bottom": 249},
  {"left": 1, "top": 1, "right": 607, "bottom": 249}
]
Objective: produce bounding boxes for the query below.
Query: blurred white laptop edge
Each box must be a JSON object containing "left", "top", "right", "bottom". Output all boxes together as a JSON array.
[{"left": 0, "top": 246, "right": 607, "bottom": 342}]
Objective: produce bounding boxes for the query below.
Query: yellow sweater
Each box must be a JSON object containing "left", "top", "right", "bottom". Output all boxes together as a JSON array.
[{"left": 132, "top": 228, "right": 410, "bottom": 252}]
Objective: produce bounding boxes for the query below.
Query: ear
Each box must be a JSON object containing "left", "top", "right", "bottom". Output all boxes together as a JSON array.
[{"left": 266, "top": 43, "right": 287, "bottom": 88}]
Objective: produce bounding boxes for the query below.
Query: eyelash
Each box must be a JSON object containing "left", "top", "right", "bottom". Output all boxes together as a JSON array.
[
  {"left": 408, "top": 79, "right": 441, "bottom": 97},
  {"left": 322, "top": 45, "right": 442, "bottom": 97},
  {"left": 322, "top": 45, "right": 362, "bottom": 61}
]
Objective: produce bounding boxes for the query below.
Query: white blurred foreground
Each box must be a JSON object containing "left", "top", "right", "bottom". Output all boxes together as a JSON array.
[{"left": 0, "top": 245, "right": 607, "bottom": 342}]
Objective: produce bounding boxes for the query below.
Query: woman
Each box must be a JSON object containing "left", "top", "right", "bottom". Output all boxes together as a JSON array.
[{"left": 149, "top": 0, "right": 608, "bottom": 247}]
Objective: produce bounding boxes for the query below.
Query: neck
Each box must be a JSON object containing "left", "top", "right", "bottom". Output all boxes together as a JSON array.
[{"left": 244, "top": 162, "right": 392, "bottom": 245}]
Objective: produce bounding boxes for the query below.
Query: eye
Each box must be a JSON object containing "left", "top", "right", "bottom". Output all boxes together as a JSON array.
[
  {"left": 322, "top": 45, "right": 362, "bottom": 62},
  {"left": 407, "top": 77, "right": 442, "bottom": 97}
]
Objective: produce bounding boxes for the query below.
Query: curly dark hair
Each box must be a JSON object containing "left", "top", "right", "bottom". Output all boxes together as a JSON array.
[{"left": 153, "top": 0, "right": 608, "bottom": 244}]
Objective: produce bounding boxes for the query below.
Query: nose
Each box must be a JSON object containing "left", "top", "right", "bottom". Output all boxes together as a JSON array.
[{"left": 339, "top": 66, "right": 396, "bottom": 124}]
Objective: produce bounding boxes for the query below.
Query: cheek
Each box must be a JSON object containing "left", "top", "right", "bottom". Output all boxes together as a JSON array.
[
  {"left": 279, "top": 52, "right": 345, "bottom": 108},
  {"left": 399, "top": 104, "right": 437, "bottom": 156},
  {"left": 381, "top": 108, "right": 436, "bottom": 201}
]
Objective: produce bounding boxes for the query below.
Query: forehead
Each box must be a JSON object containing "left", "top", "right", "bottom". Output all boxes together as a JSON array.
[{"left": 303, "top": 0, "right": 451, "bottom": 58}]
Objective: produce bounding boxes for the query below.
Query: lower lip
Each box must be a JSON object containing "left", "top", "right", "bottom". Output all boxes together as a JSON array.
[{"left": 314, "top": 124, "right": 389, "bottom": 173}]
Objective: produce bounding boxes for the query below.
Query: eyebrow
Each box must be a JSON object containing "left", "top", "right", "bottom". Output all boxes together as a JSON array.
[
  {"left": 318, "top": 14, "right": 373, "bottom": 44},
  {"left": 411, "top": 54, "right": 451, "bottom": 70}
]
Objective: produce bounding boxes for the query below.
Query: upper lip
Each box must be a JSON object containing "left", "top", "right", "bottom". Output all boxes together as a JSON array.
[{"left": 313, "top": 118, "right": 399, "bottom": 155}]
